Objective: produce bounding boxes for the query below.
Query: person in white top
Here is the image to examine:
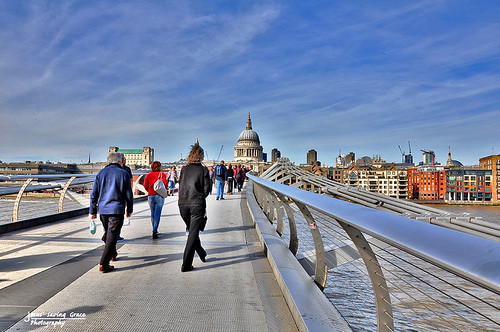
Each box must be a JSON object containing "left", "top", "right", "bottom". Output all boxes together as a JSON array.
[{"left": 167, "top": 166, "right": 178, "bottom": 196}]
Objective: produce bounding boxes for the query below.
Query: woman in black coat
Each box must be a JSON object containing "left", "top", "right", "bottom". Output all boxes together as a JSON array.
[{"left": 178, "top": 143, "right": 211, "bottom": 272}]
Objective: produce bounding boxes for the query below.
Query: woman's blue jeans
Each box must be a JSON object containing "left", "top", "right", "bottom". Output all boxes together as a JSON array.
[{"left": 148, "top": 195, "right": 164, "bottom": 233}]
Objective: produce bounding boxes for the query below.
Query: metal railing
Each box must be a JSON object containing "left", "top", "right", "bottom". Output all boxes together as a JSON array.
[
  {"left": 248, "top": 171, "right": 500, "bottom": 331},
  {"left": 260, "top": 159, "right": 500, "bottom": 242},
  {"left": 0, "top": 173, "right": 148, "bottom": 223}
]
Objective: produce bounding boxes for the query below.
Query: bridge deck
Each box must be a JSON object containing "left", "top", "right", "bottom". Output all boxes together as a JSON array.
[{"left": 0, "top": 189, "right": 298, "bottom": 331}]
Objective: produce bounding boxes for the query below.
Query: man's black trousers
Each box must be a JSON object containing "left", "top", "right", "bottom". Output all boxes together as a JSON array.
[{"left": 100, "top": 214, "right": 124, "bottom": 266}]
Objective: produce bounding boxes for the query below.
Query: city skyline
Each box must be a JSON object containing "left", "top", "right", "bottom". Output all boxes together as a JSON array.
[{"left": 1, "top": 1, "right": 499, "bottom": 166}]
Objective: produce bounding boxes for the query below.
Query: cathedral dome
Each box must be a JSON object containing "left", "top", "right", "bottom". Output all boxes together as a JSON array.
[
  {"left": 237, "top": 114, "right": 260, "bottom": 144},
  {"left": 234, "top": 113, "right": 264, "bottom": 163},
  {"left": 238, "top": 129, "right": 260, "bottom": 143}
]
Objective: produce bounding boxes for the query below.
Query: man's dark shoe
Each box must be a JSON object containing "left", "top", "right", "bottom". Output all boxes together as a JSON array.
[
  {"left": 99, "top": 265, "right": 114, "bottom": 273},
  {"left": 152, "top": 232, "right": 158, "bottom": 239},
  {"left": 220, "top": 197, "right": 225, "bottom": 200},
  {"left": 181, "top": 265, "right": 194, "bottom": 272}
]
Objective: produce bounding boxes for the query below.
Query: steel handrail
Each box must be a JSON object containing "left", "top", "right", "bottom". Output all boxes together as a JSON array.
[
  {"left": 0, "top": 174, "right": 96, "bottom": 180},
  {"left": 1, "top": 172, "right": 148, "bottom": 222},
  {"left": 248, "top": 174, "right": 500, "bottom": 294},
  {"left": 0, "top": 171, "right": 150, "bottom": 181}
]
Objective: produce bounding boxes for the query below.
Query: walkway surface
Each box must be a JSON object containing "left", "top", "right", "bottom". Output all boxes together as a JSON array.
[{"left": 0, "top": 188, "right": 298, "bottom": 331}]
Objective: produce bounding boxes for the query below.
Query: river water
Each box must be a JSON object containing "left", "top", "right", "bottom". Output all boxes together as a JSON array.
[
  {"left": 422, "top": 203, "right": 500, "bottom": 225},
  {"left": 0, "top": 197, "right": 86, "bottom": 224}
]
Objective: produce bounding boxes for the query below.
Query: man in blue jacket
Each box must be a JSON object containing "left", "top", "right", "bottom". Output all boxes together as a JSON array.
[
  {"left": 214, "top": 160, "right": 228, "bottom": 200},
  {"left": 90, "top": 152, "right": 133, "bottom": 273}
]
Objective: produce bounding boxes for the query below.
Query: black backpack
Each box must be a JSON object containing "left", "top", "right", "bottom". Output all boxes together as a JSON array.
[{"left": 216, "top": 165, "right": 224, "bottom": 176}]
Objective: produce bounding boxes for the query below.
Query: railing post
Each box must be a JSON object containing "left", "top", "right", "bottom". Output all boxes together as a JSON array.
[
  {"left": 294, "top": 202, "right": 328, "bottom": 290},
  {"left": 133, "top": 174, "right": 146, "bottom": 195},
  {"left": 255, "top": 184, "right": 264, "bottom": 210},
  {"left": 274, "top": 192, "right": 299, "bottom": 255},
  {"left": 337, "top": 220, "right": 394, "bottom": 332},
  {"left": 266, "top": 190, "right": 275, "bottom": 222},
  {"left": 11, "top": 178, "right": 33, "bottom": 222},
  {"left": 271, "top": 192, "right": 284, "bottom": 236},
  {"left": 255, "top": 184, "right": 266, "bottom": 218},
  {"left": 58, "top": 176, "right": 76, "bottom": 213},
  {"left": 260, "top": 187, "right": 276, "bottom": 224}
]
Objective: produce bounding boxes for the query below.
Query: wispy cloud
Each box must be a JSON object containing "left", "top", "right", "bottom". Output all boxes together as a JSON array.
[{"left": 0, "top": 1, "right": 499, "bottom": 165}]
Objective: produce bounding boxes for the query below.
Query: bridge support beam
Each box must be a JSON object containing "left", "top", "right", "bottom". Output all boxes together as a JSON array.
[
  {"left": 337, "top": 220, "right": 394, "bottom": 332},
  {"left": 294, "top": 202, "right": 328, "bottom": 290},
  {"left": 133, "top": 174, "right": 147, "bottom": 195},
  {"left": 274, "top": 192, "right": 298, "bottom": 255},
  {"left": 58, "top": 176, "right": 76, "bottom": 213},
  {"left": 11, "top": 178, "right": 33, "bottom": 222}
]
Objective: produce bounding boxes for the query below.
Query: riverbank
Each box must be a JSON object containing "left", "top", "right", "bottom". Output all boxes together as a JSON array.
[{"left": 410, "top": 199, "right": 500, "bottom": 206}]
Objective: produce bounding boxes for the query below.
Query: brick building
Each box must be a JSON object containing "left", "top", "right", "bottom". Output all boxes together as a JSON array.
[
  {"left": 446, "top": 168, "right": 492, "bottom": 202},
  {"left": 479, "top": 154, "right": 500, "bottom": 202},
  {"left": 407, "top": 166, "right": 446, "bottom": 200}
]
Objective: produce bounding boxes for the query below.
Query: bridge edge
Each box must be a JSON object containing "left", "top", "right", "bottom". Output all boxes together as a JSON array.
[{"left": 246, "top": 181, "right": 352, "bottom": 332}]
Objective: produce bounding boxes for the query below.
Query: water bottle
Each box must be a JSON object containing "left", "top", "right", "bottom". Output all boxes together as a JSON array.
[{"left": 90, "top": 215, "right": 96, "bottom": 235}]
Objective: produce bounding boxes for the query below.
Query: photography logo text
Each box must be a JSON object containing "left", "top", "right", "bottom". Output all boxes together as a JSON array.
[{"left": 24, "top": 311, "right": 86, "bottom": 328}]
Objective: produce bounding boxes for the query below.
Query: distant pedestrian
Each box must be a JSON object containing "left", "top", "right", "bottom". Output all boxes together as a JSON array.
[
  {"left": 143, "top": 161, "right": 168, "bottom": 239},
  {"left": 242, "top": 166, "right": 248, "bottom": 181},
  {"left": 235, "top": 164, "right": 245, "bottom": 192},
  {"left": 178, "top": 143, "right": 211, "bottom": 272},
  {"left": 210, "top": 165, "right": 217, "bottom": 191},
  {"left": 227, "top": 163, "right": 234, "bottom": 195},
  {"left": 167, "top": 166, "right": 178, "bottom": 196},
  {"left": 118, "top": 155, "right": 133, "bottom": 242},
  {"left": 214, "top": 160, "right": 228, "bottom": 200},
  {"left": 209, "top": 166, "right": 215, "bottom": 193},
  {"left": 90, "top": 152, "right": 133, "bottom": 273}
]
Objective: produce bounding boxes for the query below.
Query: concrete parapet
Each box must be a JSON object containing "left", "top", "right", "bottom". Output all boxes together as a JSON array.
[{"left": 246, "top": 180, "right": 352, "bottom": 332}]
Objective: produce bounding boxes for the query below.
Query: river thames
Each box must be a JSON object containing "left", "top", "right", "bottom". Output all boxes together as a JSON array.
[{"left": 422, "top": 203, "right": 500, "bottom": 225}]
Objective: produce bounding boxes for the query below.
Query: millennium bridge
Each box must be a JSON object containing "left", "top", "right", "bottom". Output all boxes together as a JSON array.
[{"left": 0, "top": 159, "right": 499, "bottom": 331}]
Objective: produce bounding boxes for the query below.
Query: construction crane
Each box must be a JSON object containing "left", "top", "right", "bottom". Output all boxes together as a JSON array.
[
  {"left": 217, "top": 145, "right": 224, "bottom": 161},
  {"left": 398, "top": 145, "right": 406, "bottom": 163}
]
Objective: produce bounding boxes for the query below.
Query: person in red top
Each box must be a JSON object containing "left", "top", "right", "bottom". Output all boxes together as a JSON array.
[
  {"left": 235, "top": 164, "right": 245, "bottom": 192},
  {"left": 143, "top": 161, "right": 168, "bottom": 239}
]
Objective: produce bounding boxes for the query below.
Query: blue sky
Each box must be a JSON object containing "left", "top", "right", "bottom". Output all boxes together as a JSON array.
[{"left": 0, "top": 1, "right": 499, "bottom": 166}]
